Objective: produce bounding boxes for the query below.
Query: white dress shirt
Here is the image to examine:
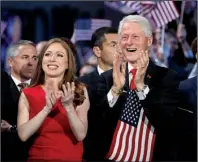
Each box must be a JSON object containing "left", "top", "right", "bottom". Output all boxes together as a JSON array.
[
  {"left": 11, "top": 75, "right": 31, "bottom": 91},
  {"left": 97, "top": 65, "right": 105, "bottom": 75},
  {"left": 107, "top": 63, "right": 150, "bottom": 107}
]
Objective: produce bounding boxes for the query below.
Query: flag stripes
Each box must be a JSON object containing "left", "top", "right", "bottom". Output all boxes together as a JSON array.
[
  {"left": 106, "top": 108, "right": 156, "bottom": 162},
  {"left": 104, "top": 1, "right": 179, "bottom": 28},
  {"left": 73, "top": 19, "right": 111, "bottom": 42}
]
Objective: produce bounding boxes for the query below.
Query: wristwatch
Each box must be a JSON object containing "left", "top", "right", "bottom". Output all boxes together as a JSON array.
[
  {"left": 136, "top": 85, "right": 149, "bottom": 95},
  {"left": 9, "top": 125, "right": 17, "bottom": 132},
  {"left": 136, "top": 85, "right": 148, "bottom": 92}
]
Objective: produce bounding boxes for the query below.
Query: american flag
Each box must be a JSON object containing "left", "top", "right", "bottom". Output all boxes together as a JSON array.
[
  {"left": 104, "top": 1, "right": 156, "bottom": 15},
  {"left": 104, "top": 1, "right": 138, "bottom": 14},
  {"left": 106, "top": 90, "right": 156, "bottom": 162},
  {"left": 104, "top": 1, "right": 179, "bottom": 28},
  {"left": 146, "top": 1, "right": 179, "bottom": 28},
  {"left": 71, "top": 19, "right": 112, "bottom": 43}
]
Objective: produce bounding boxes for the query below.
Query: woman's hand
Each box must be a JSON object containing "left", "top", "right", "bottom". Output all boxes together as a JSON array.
[
  {"left": 112, "top": 53, "right": 126, "bottom": 95},
  {"left": 43, "top": 90, "right": 58, "bottom": 113},
  {"left": 60, "top": 82, "right": 76, "bottom": 112},
  {"left": 43, "top": 82, "right": 60, "bottom": 113}
]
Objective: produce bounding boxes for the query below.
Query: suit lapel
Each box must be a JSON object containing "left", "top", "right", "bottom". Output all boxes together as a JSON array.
[
  {"left": 94, "top": 69, "right": 100, "bottom": 77},
  {"left": 8, "top": 76, "right": 20, "bottom": 104},
  {"left": 144, "top": 60, "right": 156, "bottom": 89}
]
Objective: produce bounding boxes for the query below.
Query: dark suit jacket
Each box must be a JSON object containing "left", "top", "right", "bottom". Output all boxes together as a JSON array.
[
  {"left": 179, "top": 76, "right": 197, "bottom": 113},
  {"left": 176, "top": 76, "right": 197, "bottom": 161},
  {"left": 78, "top": 69, "right": 100, "bottom": 101},
  {"left": 1, "top": 71, "right": 28, "bottom": 161},
  {"left": 78, "top": 69, "right": 103, "bottom": 160},
  {"left": 92, "top": 61, "right": 180, "bottom": 161},
  {"left": 2, "top": 72, "right": 20, "bottom": 124}
]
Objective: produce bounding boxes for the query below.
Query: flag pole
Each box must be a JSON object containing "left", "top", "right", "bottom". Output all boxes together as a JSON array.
[
  {"left": 175, "top": 1, "right": 185, "bottom": 25},
  {"left": 179, "top": 1, "right": 186, "bottom": 24},
  {"left": 160, "top": 25, "right": 165, "bottom": 53}
]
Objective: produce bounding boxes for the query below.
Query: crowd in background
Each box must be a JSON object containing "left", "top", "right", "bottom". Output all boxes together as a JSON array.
[
  {"left": 1, "top": 1, "right": 197, "bottom": 80},
  {"left": 2, "top": 20, "right": 197, "bottom": 81}
]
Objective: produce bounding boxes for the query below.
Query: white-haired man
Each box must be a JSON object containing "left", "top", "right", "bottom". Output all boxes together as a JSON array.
[
  {"left": 92, "top": 15, "right": 180, "bottom": 161},
  {"left": 1, "top": 40, "right": 38, "bottom": 161}
]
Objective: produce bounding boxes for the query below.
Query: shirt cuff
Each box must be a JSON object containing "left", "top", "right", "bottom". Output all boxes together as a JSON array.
[
  {"left": 107, "top": 90, "right": 119, "bottom": 107},
  {"left": 135, "top": 85, "right": 150, "bottom": 100}
]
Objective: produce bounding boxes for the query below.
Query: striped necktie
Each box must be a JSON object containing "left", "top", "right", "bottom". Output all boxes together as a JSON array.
[{"left": 18, "top": 82, "right": 28, "bottom": 92}]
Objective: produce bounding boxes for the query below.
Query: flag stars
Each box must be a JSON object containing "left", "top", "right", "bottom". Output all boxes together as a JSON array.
[{"left": 120, "top": 90, "right": 143, "bottom": 127}]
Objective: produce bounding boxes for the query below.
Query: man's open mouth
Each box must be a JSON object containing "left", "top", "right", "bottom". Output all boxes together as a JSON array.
[{"left": 126, "top": 48, "right": 137, "bottom": 52}]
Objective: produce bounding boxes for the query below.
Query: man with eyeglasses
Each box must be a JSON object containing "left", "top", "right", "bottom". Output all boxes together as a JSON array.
[{"left": 1, "top": 40, "right": 38, "bottom": 161}]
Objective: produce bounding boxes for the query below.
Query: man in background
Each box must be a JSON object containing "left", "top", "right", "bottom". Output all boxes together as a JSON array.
[
  {"left": 1, "top": 40, "right": 38, "bottom": 161},
  {"left": 79, "top": 27, "right": 118, "bottom": 90},
  {"left": 177, "top": 37, "right": 197, "bottom": 161},
  {"left": 78, "top": 26, "right": 118, "bottom": 160}
]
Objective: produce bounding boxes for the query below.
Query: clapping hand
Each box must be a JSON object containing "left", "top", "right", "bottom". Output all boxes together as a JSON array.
[
  {"left": 60, "top": 82, "right": 76, "bottom": 112},
  {"left": 112, "top": 52, "right": 126, "bottom": 95},
  {"left": 135, "top": 50, "right": 149, "bottom": 90},
  {"left": 1, "top": 120, "right": 12, "bottom": 132},
  {"left": 45, "top": 90, "right": 58, "bottom": 112},
  {"left": 43, "top": 82, "right": 61, "bottom": 113}
]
